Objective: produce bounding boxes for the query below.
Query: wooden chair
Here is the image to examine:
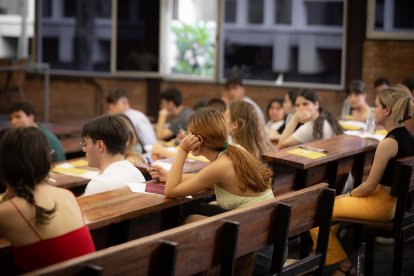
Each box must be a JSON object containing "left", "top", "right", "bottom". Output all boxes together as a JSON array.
[{"left": 335, "top": 156, "right": 414, "bottom": 275}]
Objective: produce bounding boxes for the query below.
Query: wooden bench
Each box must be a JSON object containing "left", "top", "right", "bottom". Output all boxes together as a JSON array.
[{"left": 28, "top": 183, "right": 335, "bottom": 276}]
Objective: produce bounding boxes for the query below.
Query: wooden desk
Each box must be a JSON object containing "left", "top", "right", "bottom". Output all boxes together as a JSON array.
[
  {"left": 136, "top": 157, "right": 208, "bottom": 176},
  {"left": 263, "top": 135, "right": 378, "bottom": 194}
]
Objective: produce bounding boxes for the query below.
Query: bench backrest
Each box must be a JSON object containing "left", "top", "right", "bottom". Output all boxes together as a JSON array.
[{"left": 28, "top": 184, "right": 334, "bottom": 276}]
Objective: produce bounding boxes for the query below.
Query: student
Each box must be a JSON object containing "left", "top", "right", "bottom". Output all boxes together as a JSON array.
[
  {"left": 156, "top": 88, "right": 194, "bottom": 141},
  {"left": 148, "top": 107, "right": 274, "bottom": 209},
  {"left": 82, "top": 115, "right": 145, "bottom": 196},
  {"left": 282, "top": 88, "right": 301, "bottom": 127},
  {"left": 0, "top": 127, "right": 95, "bottom": 272},
  {"left": 226, "top": 100, "right": 275, "bottom": 160},
  {"left": 106, "top": 88, "right": 156, "bottom": 146},
  {"left": 265, "top": 98, "right": 285, "bottom": 141},
  {"left": 205, "top": 98, "right": 227, "bottom": 114},
  {"left": 278, "top": 89, "right": 343, "bottom": 149},
  {"left": 8, "top": 102, "right": 65, "bottom": 162},
  {"left": 310, "top": 84, "right": 414, "bottom": 275},
  {"left": 346, "top": 80, "right": 371, "bottom": 122},
  {"left": 373, "top": 77, "right": 390, "bottom": 94},
  {"left": 224, "top": 77, "right": 266, "bottom": 123},
  {"left": 118, "top": 114, "right": 145, "bottom": 166}
]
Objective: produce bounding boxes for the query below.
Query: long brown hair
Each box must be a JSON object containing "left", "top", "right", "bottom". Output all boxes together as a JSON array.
[
  {"left": 188, "top": 108, "right": 273, "bottom": 192},
  {"left": 228, "top": 100, "right": 274, "bottom": 159},
  {"left": 298, "top": 89, "right": 343, "bottom": 139},
  {"left": 0, "top": 127, "right": 56, "bottom": 224}
]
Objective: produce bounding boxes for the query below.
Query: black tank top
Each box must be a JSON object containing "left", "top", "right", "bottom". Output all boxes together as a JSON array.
[{"left": 380, "top": 127, "right": 414, "bottom": 187}]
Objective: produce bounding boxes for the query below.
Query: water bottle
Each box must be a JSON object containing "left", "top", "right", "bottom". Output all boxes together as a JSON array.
[
  {"left": 356, "top": 242, "right": 365, "bottom": 275},
  {"left": 341, "top": 99, "right": 351, "bottom": 119},
  {"left": 364, "top": 107, "right": 376, "bottom": 134}
]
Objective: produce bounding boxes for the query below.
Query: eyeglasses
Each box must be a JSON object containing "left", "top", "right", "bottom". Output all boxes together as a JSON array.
[{"left": 80, "top": 141, "right": 87, "bottom": 148}]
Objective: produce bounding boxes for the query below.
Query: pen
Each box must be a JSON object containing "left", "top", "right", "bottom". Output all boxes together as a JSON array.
[
  {"left": 298, "top": 146, "right": 328, "bottom": 153},
  {"left": 146, "top": 156, "right": 160, "bottom": 182}
]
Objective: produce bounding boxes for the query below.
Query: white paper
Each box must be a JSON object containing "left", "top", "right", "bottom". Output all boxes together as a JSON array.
[
  {"left": 153, "top": 160, "right": 173, "bottom": 171},
  {"left": 344, "top": 130, "right": 385, "bottom": 141},
  {"left": 54, "top": 162, "right": 75, "bottom": 169},
  {"left": 127, "top": 182, "right": 147, "bottom": 193}
]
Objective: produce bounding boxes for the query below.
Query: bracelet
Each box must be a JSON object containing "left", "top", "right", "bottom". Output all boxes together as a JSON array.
[
  {"left": 349, "top": 189, "right": 353, "bottom": 197},
  {"left": 179, "top": 145, "right": 189, "bottom": 153}
]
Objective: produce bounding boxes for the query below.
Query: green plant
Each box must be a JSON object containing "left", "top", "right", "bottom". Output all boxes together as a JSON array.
[{"left": 171, "top": 22, "right": 215, "bottom": 76}]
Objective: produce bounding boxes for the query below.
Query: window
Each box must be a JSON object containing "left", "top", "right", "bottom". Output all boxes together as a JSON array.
[
  {"left": 367, "top": 0, "right": 414, "bottom": 40},
  {"left": 162, "top": 0, "right": 217, "bottom": 79},
  {"left": 221, "top": 0, "right": 346, "bottom": 87},
  {"left": 37, "top": 0, "right": 112, "bottom": 72},
  {"left": 115, "top": 0, "right": 159, "bottom": 73}
]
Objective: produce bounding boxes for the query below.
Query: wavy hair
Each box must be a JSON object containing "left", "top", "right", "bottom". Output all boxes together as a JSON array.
[
  {"left": 188, "top": 108, "right": 272, "bottom": 192},
  {"left": 0, "top": 127, "right": 56, "bottom": 224},
  {"left": 377, "top": 84, "right": 413, "bottom": 124},
  {"left": 228, "top": 100, "right": 274, "bottom": 159}
]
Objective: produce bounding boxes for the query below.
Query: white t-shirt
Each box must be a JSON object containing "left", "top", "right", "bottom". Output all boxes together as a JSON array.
[
  {"left": 293, "top": 119, "right": 335, "bottom": 143},
  {"left": 124, "top": 108, "right": 156, "bottom": 146},
  {"left": 84, "top": 160, "right": 145, "bottom": 196}
]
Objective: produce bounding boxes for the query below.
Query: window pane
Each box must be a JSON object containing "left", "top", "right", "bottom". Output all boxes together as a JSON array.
[
  {"left": 248, "top": 0, "right": 264, "bottom": 24},
  {"left": 225, "top": 0, "right": 236, "bottom": 23},
  {"left": 38, "top": 0, "right": 112, "bottom": 72},
  {"left": 222, "top": 0, "right": 344, "bottom": 86},
  {"left": 116, "top": 0, "right": 159, "bottom": 72},
  {"left": 164, "top": 0, "right": 216, "bottom": 78},
  {"left": 373, "top": 0, "right": 414, "bottom": 32}
]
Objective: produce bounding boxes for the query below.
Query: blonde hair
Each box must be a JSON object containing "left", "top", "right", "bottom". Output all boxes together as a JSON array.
[
  {"left": 228, "top": 100, "right": 274, "bottom": 159},
  {"left": 188, "top": 108, "right": 273, "bottom": 192},
  {"left": 118, "top": 115, "right": 144, "bottom": 166},
  {"left": 377, "top": 84, "right": 413, "bottom": 124}
]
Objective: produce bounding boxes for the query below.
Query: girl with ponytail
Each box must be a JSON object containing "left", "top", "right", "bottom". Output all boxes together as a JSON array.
[
  {"left": 148, "top": 108, "right": 274, "bottom": 210},
  {"left": 0, "top": 127, "right": 95, "bottom": 272},
  {"left": 310, "top": 84, "right": 414, "bottom": 274}
]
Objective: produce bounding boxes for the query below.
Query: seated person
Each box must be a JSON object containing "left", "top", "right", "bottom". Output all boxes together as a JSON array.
[
  {"left": 148, "top": 108, "right": 274, "bottom": 211},
  {"left": 118, "top": 114, "right": 145, "bottom": 166},
  {"left": 224, "top": 77, "right": 265, "bottom": 123},
  {"left": 265, "top": 98, "right": 285, "bottom": 141},
  {"left": 373, "top": 77, "right": 390, "bottom": 94},
  {"left": 345, "top": 80, "right": 371, "bottom": 122},
  {"left": 106, "top": 88, "right": 156, "bottom": 146},
  {"left": 156, "top": 88, "right": 194, "bottom": 141},
  {"left": 226, "top": 100, "right": 274, "bottom": 160},
  {"left": 8, "top": 102, "right": 65, "bottom": 162},
  {"left": 278, "top": 89, "right": 343, "bottom": 149},
  {"left": 82, "top": 115, "right": 145, "bottom": 196},
  {"left": 0, "top": 127, "right": 95, "bottom": 272},
  {"left": 310, "top": 84, "right": 414, "bottom": 275}
]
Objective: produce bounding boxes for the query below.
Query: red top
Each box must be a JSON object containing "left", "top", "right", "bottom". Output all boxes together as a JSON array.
[{"left": 10, "top": 199, "right": 95, "bottom": 272}]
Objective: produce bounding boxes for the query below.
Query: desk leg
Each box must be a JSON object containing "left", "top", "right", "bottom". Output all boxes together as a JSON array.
[
  {"left": 327, "top": 161, "right": 339, "bottom": 190},
  {"left": 294, "top": 170, "right": 308, "bottom": 190},
  {"left": 160, "top": 205, "right": 183, "bottom": 230},
  {"left": 352, "top": 152, "right": 366, "bottom": 187}
]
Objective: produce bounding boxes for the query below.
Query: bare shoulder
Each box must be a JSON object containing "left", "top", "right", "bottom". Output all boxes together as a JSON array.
[{"left": 376, "top": 137, "right": 398, "bottom": 158}]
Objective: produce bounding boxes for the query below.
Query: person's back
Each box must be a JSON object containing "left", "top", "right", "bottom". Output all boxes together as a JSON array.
[{"left": 0, "top": 127, "right": 94, "bottom": 272}]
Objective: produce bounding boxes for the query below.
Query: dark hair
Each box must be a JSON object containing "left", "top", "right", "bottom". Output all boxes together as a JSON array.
[
  {"left": 225, "top": 77, "right": 243, "bottom": 90},
  {"left": 374, "top": 77, "right": 390, "bottom": 88},
  {"left": 347, "top": 80, "right": 365, "bottom": 95},
  {"left": 106, "top": 88, "right": 129, "bottom": 104},
  {"left": 403, "top": 78, "right": 414, "bottom": 92},
  {"left": 266, "top": 98, "right": 284, "bottom": 119},
  {"left": 160, "top": 88, "right": 182, "bottom": 106},
  {"left": 298, "top": 89, "right": 343, "bottom": 139},
  {"left": 82, "top": 115, "right": 129, "bottom": 155},
  {"left": 206, "top": 98, "right": 227, "bottom": 113},
  {"left": 8, "top": 102, "right": 35, "bottom": 117},
  {"left": 287, "top": 88, "right": 301, "bottom": 104},
  {"left": 0, "top": 127, "right": 55, "bottom": 224}
]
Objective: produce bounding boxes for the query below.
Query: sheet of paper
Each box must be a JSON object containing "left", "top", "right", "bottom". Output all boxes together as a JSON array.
[
  {"left": 153, "top": 160, "right": 173, "bottom": 171},
  {"left": 127, "top": 182, "right": 147, "bottom": 193},
  {"left": 339, "top": 120, "right": 366, "bottom": 131},
  {"left": 70, "top": 159, "right": 88, "bottom": 167},
  {"left": 287, "top": 148, "right": 327, "bottom": 159},
  {"left": 54, "top": 162, "right": 75, "bottom": 169},
  {"left": 52, "top": 167, "right": 87, "bottom": 175}
]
